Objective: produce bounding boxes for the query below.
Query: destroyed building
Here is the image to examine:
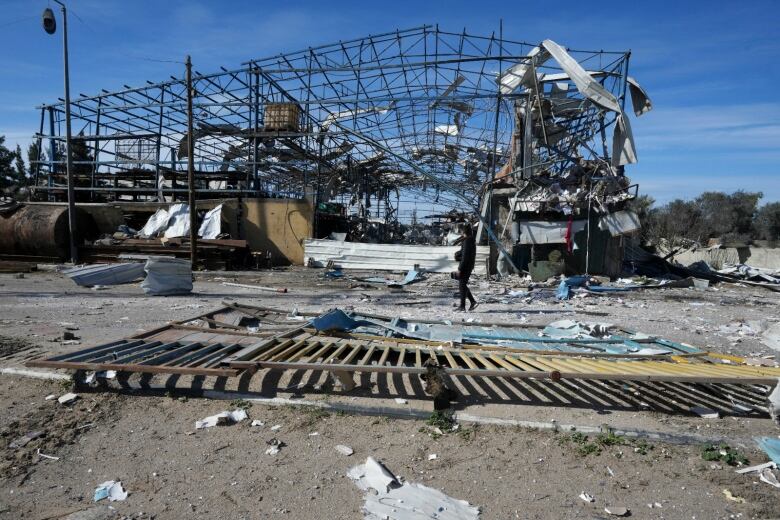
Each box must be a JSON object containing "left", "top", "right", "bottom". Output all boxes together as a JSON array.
[{"left": 4, "top": 26, "right": 649, "bottom": 275}]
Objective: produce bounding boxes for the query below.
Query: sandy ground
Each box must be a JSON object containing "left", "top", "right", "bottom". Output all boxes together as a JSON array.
[
  {"left": 1, "top": 376, "right": 779, "bottom": 520},
  {"left": 0, "top": 268, "right": 779, "bottom": 518}
]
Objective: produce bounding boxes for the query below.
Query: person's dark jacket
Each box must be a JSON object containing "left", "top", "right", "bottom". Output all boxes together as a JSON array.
[{"left": 458, "top": 234, "right": 476, "bottom": 275}]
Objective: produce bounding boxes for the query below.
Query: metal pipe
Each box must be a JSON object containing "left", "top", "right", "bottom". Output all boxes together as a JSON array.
[{"left": 186, "top": 55, "right": 197, "bottom": 266}]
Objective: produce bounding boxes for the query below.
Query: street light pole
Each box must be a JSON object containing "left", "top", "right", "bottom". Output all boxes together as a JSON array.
[{"left": 49, "top": 0, "right": 78, "bottom": 263}]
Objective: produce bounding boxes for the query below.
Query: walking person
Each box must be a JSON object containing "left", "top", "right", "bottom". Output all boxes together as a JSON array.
[{"left": 453, "top": 223, "right": 478, "bottom": 311}]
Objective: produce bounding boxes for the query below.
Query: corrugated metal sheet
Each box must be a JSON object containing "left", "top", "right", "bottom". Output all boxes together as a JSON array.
[
  {"left": 599, "top": 210, "right": 641, "bottom": 237},
  {"left": 517, "top": 220, "right": 587, "bottom": 244},
  {"left": 304, "top": 239, "right": 488, "bottom": 274},
  {"left": 63, "top": 262, "right": 146, "bottom": 287}
]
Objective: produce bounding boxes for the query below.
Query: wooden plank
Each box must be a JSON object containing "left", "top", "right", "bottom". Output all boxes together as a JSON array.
[
  {"left": 305, "top": 342, "right": 336, "bottom": 363},
  {"left": 443, "top": 350, "right": 459, "bottom": 369},
  {"left": 378, "top": 346, "right": 391, "bottom": 366},
  {"left": 357, "top": 345, "right": 376, "bottom": 366},
  {"left": 286, "top": 340, "right": 322, "bottom": 362},
  {"left": 324, "top": 343, "right": 351, "bottom": 365},
  {"left": 396, "top": 348, "right": 406, "bottom": 367},
  {"left": 459, "top": 352, "right": 479, "bottom": 369},
  {"left": 224, "top": 360, "right": 779, "bottom": 384},
  {"left": 341, "top": 344, "right": 364, "bottom": 365}
]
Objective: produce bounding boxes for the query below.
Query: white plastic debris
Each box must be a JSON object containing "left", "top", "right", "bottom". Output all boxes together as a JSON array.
[
  {"left": 139, "top": 208, "right": 170, "bottom": 238},
  {"left": 335, "top": 444, "right": 354, "bottom": 456},
  {"left": 270, "top": 424, "right": 281, "bottom": 431},
  {"left": 579, "top": 492, "right": 595, "bottom": 503},
  {"left": 768, "top": 379, "right": 780, "bottom": 426},
  {"left": 84, "top": 370, "right": 117, "bottom": 384},
  {"left": 428, "top": 454, "right": 438, "bottom": 461},
  {"left": 394, "top": 398, "right": 408, "bottom": 405},
  {"left": 162, "top": 203, "right": 190, "bottom": 238},
  {"left": 760, "top": 468, "right": 780, "bottom": 488},
  {"left": 250, "top": 419, "right": 264, "bottom": 427},
  {"left": 45, "top": 394, "right": 56, "bottom": 401},
  {"left": 93, "top": 481, "right": 128, "bottom": 502},
  {"left": 348, "top": 457, "right": 398, "bottom": 493},
  {"left": 604, "top": 506, "right": 629, "bottom": 516},
  {"left": 690, "top": 406, "right": 720, "bottom": 419},
  {"left": 195, "top": 409, "right": 248, "bottom": 429},
  {"left": 735, "top": 461, "right": 776, "bottom": 475},
  {"left": 58, "top": 393, "right": 78, "bottom": 405},
  {"left": 348, "top": 457, "right": 480, "bottom": 519},
  {"left": 265, "top": 438, "right": 284, "bottom": 456},
  {"left": 37, "top": 449, "right": 59, "bottom": 461},
  {"left": 198, "top": 204, "right": 223, "bottom": 239},
  {"left": 761, "top": 323, "right": 780, "bottom": 352}
]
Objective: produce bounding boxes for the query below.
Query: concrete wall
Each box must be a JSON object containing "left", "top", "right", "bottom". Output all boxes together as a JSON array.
[{"left": 672, "top": 247, "right": 780, "bottom": 270}]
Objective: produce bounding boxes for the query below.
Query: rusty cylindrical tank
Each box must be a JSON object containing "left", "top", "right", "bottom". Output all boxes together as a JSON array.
[{"left": 0, "top": 204, "right": 98, "bottom": 260}]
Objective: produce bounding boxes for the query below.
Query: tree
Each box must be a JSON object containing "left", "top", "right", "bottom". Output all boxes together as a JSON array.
[
  {"left": 0, "top": 136, "right": 16, "bottom": 191},
  {"left": 696, "top": 190, "right": 762, "bottom": 242},
  {"left": 14, "top": 144, "right": 26, "bottom": 187},
  {"left": 70, "top": 134, "right": 94, "bottom": 175},
  {"left": 754, "top": 202, "right": 780, "bottom": 241},
  {"left": 27, "top": 141, "right": 44, "bottom": 181}
]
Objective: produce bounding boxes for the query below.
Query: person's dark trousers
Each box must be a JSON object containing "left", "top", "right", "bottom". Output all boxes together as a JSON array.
[{"left": 458, "top": 271, "right": 475, "bottom": 309}]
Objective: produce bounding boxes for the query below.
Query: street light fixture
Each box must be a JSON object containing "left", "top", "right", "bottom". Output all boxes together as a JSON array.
[{"left": 42, "top": 1, "right": 78, "bottom": 263}]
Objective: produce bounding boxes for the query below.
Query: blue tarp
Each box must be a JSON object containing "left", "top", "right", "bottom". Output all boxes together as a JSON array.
[
  {"left": 312, "top": 309, "right": 365, "bottom": 332},
  {"left": 755, "top": 437, "right": 780, "bottom": 465},
  {"left": 556, "top": 276, "right": 642, "bottom": 299},
  {"left": 309, "top": 309, "right": 699, "bottom": 354},
  {"left": 358, "top": 269, "right": 421, "bottom": 287},
  {"left": 556, "top": 276, "right": 589, "bottom": 300}
]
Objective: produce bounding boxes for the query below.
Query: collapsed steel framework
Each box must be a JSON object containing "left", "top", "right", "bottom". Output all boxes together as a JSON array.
[{"left": 31, "top": 25, "right": 635, "bottom": 222}]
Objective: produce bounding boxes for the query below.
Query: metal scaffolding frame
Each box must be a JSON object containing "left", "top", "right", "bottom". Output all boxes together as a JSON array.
[{"left": 31, "top": 25, "right": 631, "bottom": 221}]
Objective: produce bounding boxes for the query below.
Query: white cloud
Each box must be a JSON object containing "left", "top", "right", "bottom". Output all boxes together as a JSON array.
[{"left": 634, "top": 103, "right": 780, "bottom": 152}]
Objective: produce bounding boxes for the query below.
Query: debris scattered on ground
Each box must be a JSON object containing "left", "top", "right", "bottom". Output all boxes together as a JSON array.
[
  {"left": 755, "top": 437, "right": 780, "bottom": 465},
  {"left": 604, "top": 506, "right": 630, "bottom": 516},
  {"left": 93, "top": 480, "right": 128, "bottom": 502},
  {"left": 690, "top": 406, "right": 720, "bottom": 419},
  {"left": 63, "top": 262, "right": 146, "bottom": 287},
  {"left": 768, "top": 381, "right": 780, "bottom": 425},
  {"left": 722, "top": 489, "right": 745, "bottom": 503},
  {"left": 759, "top": 468, "right": 780, "bottom": 488},
  {"left": 37, "top": 448, "right": 59, "bottom": 461},
  {"left": 9, "top": 430, "right": 44, "bottom": 449},
  {"left": 265, "top": 438, "right": 285, "bottom": 456},
  {"left": 541, "top": 319, "right": 614, "bottom": 339},
  {"left": 141, "top": 257, "right": 192, "bottom": 296},
  {"left": 735, "top": 461, "right": 776, "bottom": 474},
  {"left": 335, "top": 444, "right": 354, "bottom": 456},
  {"left": 194, "top": 409, "right": 247, "bottom": 429},
  {"left": 84, "top": 371, "right": 117, "bottom": 384},
  {"left": 579, "top": 492, "right": 594, "bottom": 503},
  {"left": 348, "top": 456, "right": 480, "bottom": 519},
  {"left": 222, "top": 281, "right": 288, "bottom": 293},
  {"left": 58, "top": 393, "right": 79, "bottom": 405},
  {"left": 250, "top": 419, "right": 264, "bottom": 427}
]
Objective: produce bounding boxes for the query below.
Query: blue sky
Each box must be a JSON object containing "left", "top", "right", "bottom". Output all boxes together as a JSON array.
[{"left": 1, "top": 0, "right": 778, "bottom": 205}]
